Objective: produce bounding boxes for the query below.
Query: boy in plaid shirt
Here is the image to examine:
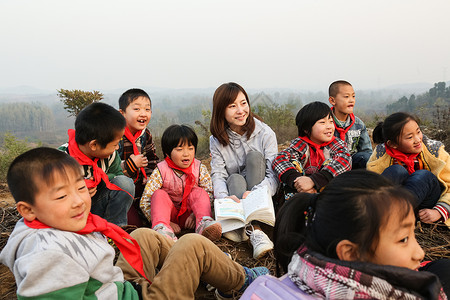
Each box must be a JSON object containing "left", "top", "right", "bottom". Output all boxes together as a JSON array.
[{"left": 118, "top": 88, "right": 159, "bottom": 226}]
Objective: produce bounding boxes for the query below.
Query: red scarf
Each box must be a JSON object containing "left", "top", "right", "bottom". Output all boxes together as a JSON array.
[
  {"left": 164, "top": 156, "right": 195, "bottom": 222},
  {"left": 385, "top": 144, "right": 420, "bottom": 174},
  {"left": 124, "top": 127, "right": 147, "bottom": 182},
  {"left": 300, "top": 136, "right": 335, "bottom": 167},
  {"left": 332, "top": 108, "right": 355, "bottom": 142},
  {"left": 25, "top": 213, "right": 151, "bottom": 284},
  {"left": 67, "top": 129, "right": 129, "bottom": 196}
]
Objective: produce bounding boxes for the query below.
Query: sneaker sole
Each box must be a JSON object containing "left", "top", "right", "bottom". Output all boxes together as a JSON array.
[
  {"left": 202, "top": 223, "right": 222, "bottom": 242},
  {"left": 254, "top": 245, "right": 273, "bottom": 259}
]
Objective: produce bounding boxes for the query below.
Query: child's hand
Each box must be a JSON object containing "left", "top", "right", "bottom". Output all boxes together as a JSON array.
[
  {"left": 170, "top": 222, "right": 181, "bottom": 234},
  {"left": 184, "top": 213, "right": 196, "bottom": 230},
  {"left": 130, "top": 154, "right": 148, "bottom": 168},
  {"left": 418, "top": 208, "right": 442, "bottom": 223},
  {"left": 242, "top": 191, "right": 251, "bottom": 199},
  {"left": 294, "top": 176, "right": 314, "bottom": 193},
  {"left": 226, "top": 195, "right": 241, "bottom": 203}
]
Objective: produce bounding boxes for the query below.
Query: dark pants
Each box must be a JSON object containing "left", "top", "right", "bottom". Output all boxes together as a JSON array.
[{"left": 381, "top": 165, "right": 441, "bottom": 209}]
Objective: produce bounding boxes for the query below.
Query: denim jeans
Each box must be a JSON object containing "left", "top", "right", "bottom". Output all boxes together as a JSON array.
[
  {"left": 91, "top": 175, "right": 135, "bottom": 226},
  {"left": 381, "top": 165, "right": 441, "bottom": 209},
  {"left": 226, "top": 150, "right": 265, "bottom": 199},
  {"left": 352, "top": 151, "right": 371, "bottom": 169}
]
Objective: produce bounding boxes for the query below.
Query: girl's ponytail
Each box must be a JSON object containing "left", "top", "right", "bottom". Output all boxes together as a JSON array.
[
  {"left": 274, "top": 193, "right": 317, "bottom": 275},
  {"left": 372, "top": 121, "right": 385, "bottom": 144}
]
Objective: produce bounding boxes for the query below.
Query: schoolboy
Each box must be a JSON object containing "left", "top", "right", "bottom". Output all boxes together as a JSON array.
[
  {"left": 118, "top": 88, "right": 159, "bottom": 227},
  {"left": 0, "top": 147, "right": 269, "bottom": 299},
  {"left": 58, "top": 102, "right": 135, "bottom": 226},
  {"left": 328, "top": 80, "right": 372, "bottom": 169}
]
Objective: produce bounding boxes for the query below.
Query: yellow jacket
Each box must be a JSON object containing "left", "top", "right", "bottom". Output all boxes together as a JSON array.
[{"left": 367, "top": 136, "right": 450, "bottom": 226}]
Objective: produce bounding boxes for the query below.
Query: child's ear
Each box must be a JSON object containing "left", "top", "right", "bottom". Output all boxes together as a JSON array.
[
  {"left": 336, "top": 239, "right": 360, "bottom": 261},
  {"left": 386, "top": 140, "right": 397, "bottom": 149},
  {"left": 328, "top": 96, "right": 336, "bottom": 106},
  {"left": 16, "top": 201, "right": 37, "bottom": 222},
  {"left": 88, "top": 140, "right": 99, "bottom": 151},
  {"left": 119, "top": 109, "right": 125, "bottom": 116}
]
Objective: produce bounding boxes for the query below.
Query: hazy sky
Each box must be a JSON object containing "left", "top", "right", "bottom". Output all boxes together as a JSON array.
[{"left": 1, "top": 0, "right": 449, "bottom": 92}]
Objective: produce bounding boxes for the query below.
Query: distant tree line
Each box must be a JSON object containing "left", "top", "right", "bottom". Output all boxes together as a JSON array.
[
  {"left": 0, "top": 102, "right": 55, "bottom": 133},
  {"left": 387, "top": 82, "right": 450, "bottom": 121}
]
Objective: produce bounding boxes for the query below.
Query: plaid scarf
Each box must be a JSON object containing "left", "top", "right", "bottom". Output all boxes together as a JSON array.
[
  {"left": 288, "top": 246, "right": 446, "bottom": 299},
  {"left": 25, "top": 213, "right": 151, "bottom": 284}
]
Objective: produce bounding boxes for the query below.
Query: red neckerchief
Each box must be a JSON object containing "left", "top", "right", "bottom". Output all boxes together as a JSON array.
[
  {"left": 67, "top": 130, "right": 131, "bottom": 197},
  {"left": 164, "top": 156, "right": 195, "bottom": 222},
  {"left": 25, "top": 213, "right": 151, "bottom": 284},
  {"left": 385, "top": 144, "right": 420, "bottom": 174},
  {"left": 332, "top": 107, "right": 355, "bottom": 141},
  {"left": 124, "top": 127, "right": 147, "bottom": 182},
  {"left": 300, "top": 136, "right": 335, "bottom": 167}
]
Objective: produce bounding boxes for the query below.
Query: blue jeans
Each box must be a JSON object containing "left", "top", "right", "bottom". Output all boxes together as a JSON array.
[
  {"left": 381, "top": 165, "right": 441, "bottom": 209},
  {"left": 91, "top": 175, "right": 135, "bottom": 226},
  {"left": 352, "top": 151, "right": 371, "bottom": 169},
  {"left": 226, "top": 151, "right": 265, "bottom": 199}
]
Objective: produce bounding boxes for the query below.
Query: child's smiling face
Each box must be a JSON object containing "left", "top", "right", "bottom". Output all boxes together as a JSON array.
[
  {"left": 19, "top": 167, "right": 92, "bottom": 232},
  {"left": 388, "top": 120, "right": 423, "bottom": 154},
  {"left": 170, "top": 140, "right": 195, "bottom": 169},
  {"left": 120, "top": 96, "right": 152, "bottom": 135},
  {"left": 309, "top": 114, "right": 335, "bottom": 144}
]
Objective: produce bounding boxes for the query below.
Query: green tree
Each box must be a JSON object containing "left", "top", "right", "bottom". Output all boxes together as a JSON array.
[
  {"left": 0, "top": 133, "right": 33, "bottom": 180},
  {"left": 57, "top": 89, "right": 104, "bottom": 117}
]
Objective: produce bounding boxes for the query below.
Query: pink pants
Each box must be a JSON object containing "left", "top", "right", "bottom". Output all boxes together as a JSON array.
[{"left": 151, "top": 186, "right": 212, "bottom": 228}]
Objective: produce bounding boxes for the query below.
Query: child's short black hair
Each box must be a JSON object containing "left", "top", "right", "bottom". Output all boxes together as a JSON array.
[
  {"left": 7, "top": 147, "right": 83, "bottom": 205},
  {"left": 75, "top": 102, "right": 126, "bottom": 148},
  {"left": 118, "top": 88, "right": 151, "bottom": 111},
  {"left": 328, "top": 80, "right": 352, "bottom": 98},
  {"left": 295, "top": 101, "right": 332, "bottom": 137},
  {"left": 161, "top": 124, "right": 198, "bottom": 158}
]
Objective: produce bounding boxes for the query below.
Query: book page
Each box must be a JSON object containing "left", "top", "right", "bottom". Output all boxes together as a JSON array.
[
  {"left": 214, "top": 198, "right": 245, "bottom": 222},
  {"left": 241, "top": 185, "right": 274, "bottom": 223}
]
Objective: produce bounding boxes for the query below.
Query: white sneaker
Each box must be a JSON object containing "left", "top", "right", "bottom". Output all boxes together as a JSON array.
[
  {"left": 223, "top": 227, "right": 249, "bottom": 242},
  {"left": 246, "top": 227, "right": 273, "bottom": 259}
]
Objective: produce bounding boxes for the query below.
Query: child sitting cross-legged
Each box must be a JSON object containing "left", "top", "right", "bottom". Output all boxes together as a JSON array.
[
  {"left": 0, "top": 147, "right": 269, "bottom": 299},
  {"left": 140, "top": 124, "right": 222, "bottom": 242}
]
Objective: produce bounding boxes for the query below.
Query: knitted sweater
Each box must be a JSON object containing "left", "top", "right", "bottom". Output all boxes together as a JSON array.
[{"left": 0, "top": 219, "right": 138, "bottom": 299}]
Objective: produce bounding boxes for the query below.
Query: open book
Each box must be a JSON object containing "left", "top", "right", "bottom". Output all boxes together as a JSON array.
[{"left": 214, "top": 185, "right": 275, "bottom": 233}]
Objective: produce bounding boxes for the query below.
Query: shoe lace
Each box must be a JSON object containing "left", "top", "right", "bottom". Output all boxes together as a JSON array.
[{"left": 246, "top": 225, "right": 266, "bottom": 246}]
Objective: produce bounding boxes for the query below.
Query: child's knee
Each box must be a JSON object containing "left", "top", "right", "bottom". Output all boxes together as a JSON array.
[{"left": 112, "top": 175, "right": 136, "bottom": 196}]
